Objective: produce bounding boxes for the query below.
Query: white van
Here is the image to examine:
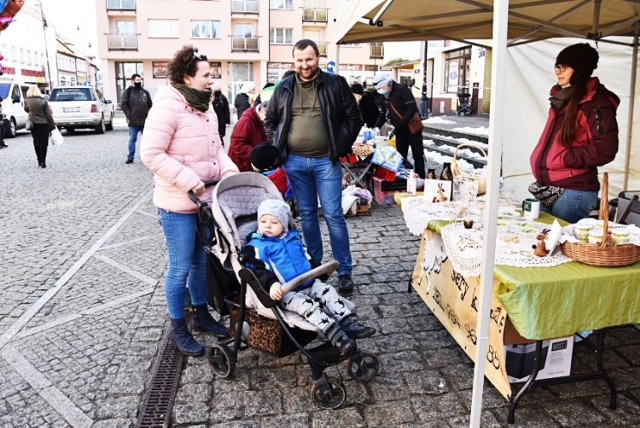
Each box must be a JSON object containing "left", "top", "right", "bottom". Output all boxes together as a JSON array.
[{"left": 0, "top": 78, "right": 29, "bottom": 138}]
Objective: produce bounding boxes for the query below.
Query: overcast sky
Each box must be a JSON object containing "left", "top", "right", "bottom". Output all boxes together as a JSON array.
[{"left": 34, "top": 0, "right": 99, "bottom": 57}]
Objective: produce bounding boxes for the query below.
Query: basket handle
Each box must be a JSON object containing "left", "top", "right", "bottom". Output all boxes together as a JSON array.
[{"left": 452, "top": 143, "right": 487, "bottom": 176}]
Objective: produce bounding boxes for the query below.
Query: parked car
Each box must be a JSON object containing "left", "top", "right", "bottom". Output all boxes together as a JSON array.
[
  {"left": 48, "top": 86, "right": 115, "bottom": 134},
  {"left": 0, "top": 78, "right": 30, "bottom": 138}
]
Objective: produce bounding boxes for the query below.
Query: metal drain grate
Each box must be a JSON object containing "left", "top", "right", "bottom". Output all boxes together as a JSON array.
[{"left": 136, "top": 323, "right": 184, "bottom": 428}]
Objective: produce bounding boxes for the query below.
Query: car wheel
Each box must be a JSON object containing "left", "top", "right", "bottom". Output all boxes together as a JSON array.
[
  {"left": 66, "top": 128, "right": 75, "bottom": 134},
  {"left": 95, "top": 117, "right": 106, "bottom": 134},
  {"left": 105, "top": 112, "right": 114, "bottom": 131},
  {"left": 6, "top": 118, "right": 17, "bottom": 138}
]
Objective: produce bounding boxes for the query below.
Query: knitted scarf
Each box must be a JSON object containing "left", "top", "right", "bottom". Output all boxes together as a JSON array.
[{"left": 172, "top": 83, "right": 212, "bottom": 112}]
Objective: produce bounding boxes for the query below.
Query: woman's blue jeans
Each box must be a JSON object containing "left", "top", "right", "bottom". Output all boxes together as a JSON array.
[
  {"left": 541, "top": 189, "right": 599, "bottom": 223},
  {"left": 159, "top": 209, "right": 207, "bottom": 319},
  {"left": 283, "top": 154, "right": 352, "bottom": 275}
]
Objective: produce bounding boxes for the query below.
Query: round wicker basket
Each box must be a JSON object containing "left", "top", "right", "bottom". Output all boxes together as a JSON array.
[
  {"left": 560, "top": 172, "right": 640, "bottom": 267},
  {"left": 451, "top": 143, "right": 488, "bottom": 195}
]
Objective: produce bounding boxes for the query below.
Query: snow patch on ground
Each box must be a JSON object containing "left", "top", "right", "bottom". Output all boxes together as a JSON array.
[
  {"left": 425, "top": 116, "right": 457, "bottom": 125},
  {"left": 452, "top": 126, "right": 489, "bottom": 136}
]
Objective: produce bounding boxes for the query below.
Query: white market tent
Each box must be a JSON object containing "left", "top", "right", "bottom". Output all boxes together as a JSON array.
[{"left": 335, "top": 1, "right": 640, "bottom": 426}]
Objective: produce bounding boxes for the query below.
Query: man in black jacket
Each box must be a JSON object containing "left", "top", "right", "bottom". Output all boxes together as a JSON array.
[
  {"left": 264, "top": 39, "right": 363, "bottom": 295},
  {"left": 373, "top": 73, "right": 425, "bottom": 178},
  {"left": 121, "top": 74, "right": 152, "bottom": 164}
]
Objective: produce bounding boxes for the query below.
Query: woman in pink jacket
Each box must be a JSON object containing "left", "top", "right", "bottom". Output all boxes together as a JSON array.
[{"left": 141, "top": 45, "right": 239, "bottom": 357}]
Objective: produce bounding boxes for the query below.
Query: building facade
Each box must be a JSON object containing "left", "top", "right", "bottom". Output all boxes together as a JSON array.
[{"left": 94, "top": 0, "right": 387, "bottom": 114}]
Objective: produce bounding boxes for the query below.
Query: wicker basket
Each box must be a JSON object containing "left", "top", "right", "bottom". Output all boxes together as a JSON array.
[
  {"left": 560, "top": 173, "right": 640, "bottom": 267},
  {"left": 450, "top": 143, "right": 487, "bottom": 195}
]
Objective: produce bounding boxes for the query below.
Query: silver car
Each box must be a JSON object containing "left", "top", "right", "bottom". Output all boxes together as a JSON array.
[{"left": 48, "top": 86, "right": 115, "bottom": 134}]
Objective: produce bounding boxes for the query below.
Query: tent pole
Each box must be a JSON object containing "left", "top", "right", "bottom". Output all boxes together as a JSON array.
[
  {"left": 469, "top": 0, "right": 510, "bottom": 427},
  {"left": 624, "top": 29, "right": 639, "bottom": 191}
]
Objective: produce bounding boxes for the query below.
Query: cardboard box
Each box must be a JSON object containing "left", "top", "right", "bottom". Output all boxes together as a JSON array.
[{"left": 505, "top": 336, "right": 573, "bottom": 383}]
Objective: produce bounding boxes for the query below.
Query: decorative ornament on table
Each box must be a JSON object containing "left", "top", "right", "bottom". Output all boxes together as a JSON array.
[{"left": 532, "top": 229, "right": 550, "bottom": 257}]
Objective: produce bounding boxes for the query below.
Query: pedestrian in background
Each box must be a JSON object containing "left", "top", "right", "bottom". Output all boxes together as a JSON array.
[
  {"left": 24, "top": 85, "right": 55, "bottom": 168},
  {"left": 350, "top": 83, "right": 380, "bottom": 129},
  {"left": 264, "top": 39, "right": 362, "bottom": 295},
  {"left": 0, "top": 97, "right": 7, "bottom": 149},
  {"left": 121, "top": 73, "right": 152, "bottom": 164},
  {"left": 212, "top": 83, "right": 230, "bottom": 141},
  {"left": 141, "top": 45, "right": 239, "bottom": 357},
  {"left": 372, "top": 73, "right": 426, "bottom": 179},
  {"left": 529, "top": 43, "right": 619, "bottom": 223},
  {"left": 228, "top": 100, "right": 268, "bottom": 172},
  {"left": 234, "top": 82, "right": 255, "bottom": 121}
]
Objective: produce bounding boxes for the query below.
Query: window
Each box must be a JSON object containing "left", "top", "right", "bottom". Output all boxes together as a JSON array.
[
  {"left": 116, "top": 20, "right": 135, "bottom": 34},
  {"left": 370, "top": 42, "right": 383, "bottom": 59},
  {"left": 148, "top": 19, "right": 178, "bottom": 38},
  {"left": 270, "top": 0, "right": 292, "bottom": 9},
  {"left": 231, "top": 0, "right": 258, "bottom": 13},
  {"left": 191, "top": 20, "right": 220, "bottom": 38},
  {"left": 115, "top": 62, "right": 144, "bottom": 105},
  {"left": 229, "top": 62, "right": 253, "bottom": 82},
  {"left": 270, "top": 28, "right": 292, "bottom": 44},
  {"left": 444, "top": 47, "right": 471, "bottom": 93}
]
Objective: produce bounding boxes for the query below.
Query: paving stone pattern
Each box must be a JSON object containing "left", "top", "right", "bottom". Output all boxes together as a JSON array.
[{"left": 0, "top": 118, "right": 638, "bottom": 427}]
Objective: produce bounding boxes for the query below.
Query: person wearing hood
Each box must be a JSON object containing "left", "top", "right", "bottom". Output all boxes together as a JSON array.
[
  {"left": 121, "top": 73, "right": 152, "bottom": 164},
  {"left": 211, "top": 83, "right": 230, "bottom": 140},
  {"left": 141, "top": 45, "right": 239, "bottom": 357},
  {"left": 228, "top": 100, "right": 269, "bottom": 172},
  {"left": 234, "top": 82, "right": 255, "bottom": 120},
  {"left": 529, "top": 43, "right": 620, "bottom": 223}
]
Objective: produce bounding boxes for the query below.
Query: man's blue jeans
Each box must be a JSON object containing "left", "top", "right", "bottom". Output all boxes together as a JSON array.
[
  {"left": 127, "top": 126, "right": 144, "bottom": 162},
  {"left": 159, "top": 209, "right": 207, "bottom": 319},
  {"left": 541, "top": 188, "right": 599, "bottom": 223},
  {"left": 283, "top": 154, "right": 352, "bottom": 275}
]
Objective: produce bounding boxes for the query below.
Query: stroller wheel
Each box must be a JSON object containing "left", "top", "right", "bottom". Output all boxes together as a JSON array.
[
  {"left": 208, "top": 343, "right": 235, "bottom": 379},
  {"left": 347, "top": 352, "right": 379, "bottom": 382},
  {"left": 311, "top": 376, "right": 346, "bottom": 409}
]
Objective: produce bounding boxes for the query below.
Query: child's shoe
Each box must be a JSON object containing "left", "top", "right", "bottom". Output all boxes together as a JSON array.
[
  {"left": 340, "top": 314, "right": 376, "bottom": 339},
  {"left": 325, "top": 324, "right": 355, "bottom": 356}
]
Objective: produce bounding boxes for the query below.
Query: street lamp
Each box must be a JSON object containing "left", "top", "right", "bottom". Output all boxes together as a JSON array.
[
  {"left": 36, "top": 2, "right": 53, "bottom": 92},
  {"left": 419, "top": 40, "right": 429, "bottom": 119}
]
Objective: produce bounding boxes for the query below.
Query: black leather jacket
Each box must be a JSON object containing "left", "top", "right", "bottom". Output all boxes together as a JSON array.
[{"left": 264, "top": 70, "right": 363, "bottom": 164}]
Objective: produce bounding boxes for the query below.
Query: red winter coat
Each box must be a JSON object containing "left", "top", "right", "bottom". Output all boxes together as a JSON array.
[
  {"left": 530, "top": 77, "right": 619, "bottom": 191},
  {"left": 229, "top": 107, "right": 267, "bottom": 172}
]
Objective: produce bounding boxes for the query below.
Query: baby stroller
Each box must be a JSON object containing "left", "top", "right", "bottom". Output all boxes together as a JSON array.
[
  {"left": 188, "top": 172, "right": 379, "bottom": 409},
  {"left": 457, "top": 90, "right": 471, "bottom": 116}
]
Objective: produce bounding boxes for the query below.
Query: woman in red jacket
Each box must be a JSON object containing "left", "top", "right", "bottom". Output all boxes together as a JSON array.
[
  {"left": 228, "top": 100, "right": 268, "bottom": 171},
  {"left": 529, "top": 43, "right": 619, "bottom": 223}
]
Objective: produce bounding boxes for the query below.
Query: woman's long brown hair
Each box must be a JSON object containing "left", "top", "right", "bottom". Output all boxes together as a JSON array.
[{"left": 559, "top": 79, "right": 588, "bottom": 148}]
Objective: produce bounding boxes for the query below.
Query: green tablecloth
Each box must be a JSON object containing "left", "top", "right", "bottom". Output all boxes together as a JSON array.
[{"left": 429, "top": 213, "right": 640, "bottom": 340}]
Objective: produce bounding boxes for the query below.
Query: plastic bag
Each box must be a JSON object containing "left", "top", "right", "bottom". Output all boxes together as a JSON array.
[
  {"left": 371, "top": 145, "right": 402, "bottom": 172},
  {"left": 49, "top": 127, "right": 63, "bottom": 150}
]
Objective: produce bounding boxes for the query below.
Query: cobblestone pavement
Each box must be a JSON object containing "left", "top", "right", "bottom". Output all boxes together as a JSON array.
[{"left": 1, "top": 117, "right": 639, "bottom": 427}]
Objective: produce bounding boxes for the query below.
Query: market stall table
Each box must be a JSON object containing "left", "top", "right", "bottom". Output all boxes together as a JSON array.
[{"left": 402, "top": 197, "right": 640, "bottom": 422}]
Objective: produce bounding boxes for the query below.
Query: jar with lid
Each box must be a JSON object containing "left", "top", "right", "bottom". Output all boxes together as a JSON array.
[
  {"left": 588, "top": 229, "right": 604, "bottom": 244},
  {"left": 611, "top": 227, "right": 630, "bottom": 245}
]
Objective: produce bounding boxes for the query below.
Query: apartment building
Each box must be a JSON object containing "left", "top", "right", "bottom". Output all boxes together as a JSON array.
[{"left": 95, "top": 0, "right": 386, "bottom": 110}]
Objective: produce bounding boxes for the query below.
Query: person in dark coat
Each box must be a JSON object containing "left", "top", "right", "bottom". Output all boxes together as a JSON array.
[
  {"left": 234, "top": 82, "right": 255, "bottom": 121},
  {"left": 121, "top": 73, "right": 152, "bottom": 164},
  {"left": 228, "top": 100, "right": 268, "bottom": 172},
  {"left": 24, "top": 85, "right": 56, "bottom": 168},
  {"left": 212, "top": 83, "right": 230, "bottom": 141},
  {"left": 350, "top": 83, "right": 380, "bottom": 129}
]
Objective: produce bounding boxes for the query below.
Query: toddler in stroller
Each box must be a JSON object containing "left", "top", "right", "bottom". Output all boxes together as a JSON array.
[
  {"left": 243, "top": 199, "right": 376, "bottom": 356},
  {"left": 191, "top": 172, "right": 380, "bottom": 409}
]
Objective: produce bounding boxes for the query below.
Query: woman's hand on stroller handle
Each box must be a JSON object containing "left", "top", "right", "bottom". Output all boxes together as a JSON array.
[
  {"left": 191, "top": 182, "right": 205, "bottom": 196},
  {"left": 269, "top": 282, "right": 283, "bottom": 301}
]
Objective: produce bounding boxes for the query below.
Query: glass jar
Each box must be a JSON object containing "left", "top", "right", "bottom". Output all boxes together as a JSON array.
[
  {"left": 611, "top": 227, "right": 630, "bottom": 245},
  {"left": 574, "top": 224, "right": 591, "bottom": 242},
  {"left": 440, "top": 162, "right": 453, "bottom": 181},
  {"left": 588, "top": 229, "right": 604, "bottom": 244}
]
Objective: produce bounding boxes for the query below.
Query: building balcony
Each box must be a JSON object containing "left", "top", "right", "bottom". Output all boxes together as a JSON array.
[
  {"left": 107, "top": 33, "right": 138, "bottom": 50},
  {"left": 231, "top": 0, "right": 259, "bottom": 14},
  {"left": 302, "top": 8, "right": 328, "bottom": 23},
  {"left": 106, "top": 0, "right": 136, "bottom": 12},
  {"left": 231, "top": 36, "right": 259, "bottom": 52}
]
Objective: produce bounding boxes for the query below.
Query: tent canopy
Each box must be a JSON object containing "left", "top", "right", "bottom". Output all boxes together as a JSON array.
[{"left": 336, "top": 0, "right": 640, "bottom": 46}]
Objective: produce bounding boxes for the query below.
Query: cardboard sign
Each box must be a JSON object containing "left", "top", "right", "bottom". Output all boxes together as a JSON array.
[{"left": 423, "top": 179, "right": 452, "bottom": 204}]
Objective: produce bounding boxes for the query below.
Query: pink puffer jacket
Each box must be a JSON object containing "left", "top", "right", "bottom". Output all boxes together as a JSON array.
[{"left": 141, "top": 85, "right": 239, "bottom": 213}]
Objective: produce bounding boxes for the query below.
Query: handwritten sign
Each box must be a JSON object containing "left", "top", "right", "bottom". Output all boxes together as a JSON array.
[{"left": 411, "top": 229, "right": 513, "bottom": 399}]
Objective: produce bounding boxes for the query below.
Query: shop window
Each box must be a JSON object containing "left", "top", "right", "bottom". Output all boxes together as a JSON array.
[{"left": 444, "top": 46, "right": 471, "bottom": 93}]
